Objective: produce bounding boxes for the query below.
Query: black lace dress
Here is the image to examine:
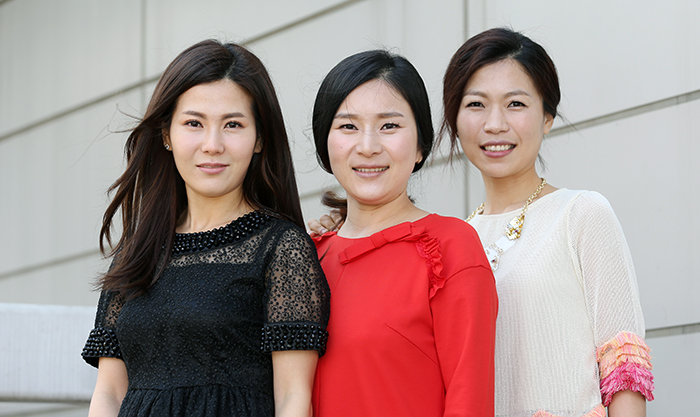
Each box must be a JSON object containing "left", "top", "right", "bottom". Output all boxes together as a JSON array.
[{"left": 82, "top": 212, "right": 330, "bottom": 416}]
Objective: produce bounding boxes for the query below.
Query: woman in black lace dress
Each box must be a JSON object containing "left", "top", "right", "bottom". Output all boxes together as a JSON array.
[{"left": 81, "top": 40, "right": 330, "bottom": 417}]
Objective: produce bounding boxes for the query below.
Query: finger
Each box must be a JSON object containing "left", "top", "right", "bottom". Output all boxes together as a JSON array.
[
  {"left": 307, "top": 218, "right": 329, "bottom": 236},
  {"left": 319, "top": 214, "right": 336, "bottom": 231},
  {"left": 329, "top": 210, "right": 343, "bottom": 224}
]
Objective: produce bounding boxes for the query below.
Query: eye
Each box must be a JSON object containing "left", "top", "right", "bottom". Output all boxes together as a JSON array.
[
  {"left": 465, "top": 101, "right": 484, "bottom": 108},
  {"left": 509, "top": 101, "right": 526, "bottom": 108},
  {"left": 338, "top": 123, "right": 357, "bottom": 130},
  {"left": 225, "top": 121, "right": 243, "bottom": 128},
  {"left": 381, "top": 122, "right": 400, "bottom": 130},
  {"left": 184, "top": 120, "right": 202, "bottom": 128}
]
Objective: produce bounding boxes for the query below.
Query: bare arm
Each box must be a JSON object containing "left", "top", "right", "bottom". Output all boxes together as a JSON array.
[
  {"left": 272, "top": 350, "right": 318, "bottom": 417},
  {"left": 607, "top": 390, "right": 646, "bottom": 417},
  {"left": 88, "top": 357, "right": 128, "bottom": 417}
]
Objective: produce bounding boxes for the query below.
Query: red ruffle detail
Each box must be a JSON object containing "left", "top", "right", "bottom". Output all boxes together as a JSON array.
[
  {"left": 414, "top": 234, "right": 445, "bottom": 299},
  {"left": 333, "top": 222, "right": 446, "bottom": 298},
  {"left": 311, "top": 230, "right": 337, "bottom": 245}
]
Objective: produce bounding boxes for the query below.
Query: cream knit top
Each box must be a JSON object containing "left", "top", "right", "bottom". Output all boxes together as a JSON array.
[{"left": 469, "top": 189, "right": 647, "bottom": 417}]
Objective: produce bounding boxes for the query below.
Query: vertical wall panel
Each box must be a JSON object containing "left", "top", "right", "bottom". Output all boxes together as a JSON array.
[
  {"left": 0, "top": 91, "right": 139, "bottom": 280},
  {"left": 0, "top": 0, "right": 142, "bottom": 138}
]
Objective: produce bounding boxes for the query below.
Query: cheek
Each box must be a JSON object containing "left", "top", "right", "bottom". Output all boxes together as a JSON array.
[
  {"left": 455, "top": 111, "right": 476, "bottom": 140},
  {"left": 326, "top": 135, "right": 347, "bottom": 167},
  {"left": 399, "top": 141, "right": 421, "bottom": 167},
  {"left": 517, "top": 119, "right": 546, "bottom": 144},
  {"left": 169, "top": 150, "right": 190, "bottom": 182}
]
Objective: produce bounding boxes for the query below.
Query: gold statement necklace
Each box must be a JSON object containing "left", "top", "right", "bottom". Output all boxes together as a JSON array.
[{"left": 466, "top": 178, "right": 547, "bottom": 271}]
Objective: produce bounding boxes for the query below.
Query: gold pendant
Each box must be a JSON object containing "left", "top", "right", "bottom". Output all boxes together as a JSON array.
[{"left": 505, "top": 214, "right": 524, "bottom": 240}]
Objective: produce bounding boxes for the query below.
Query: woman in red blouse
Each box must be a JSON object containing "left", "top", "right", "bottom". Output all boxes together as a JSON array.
[{"left": 309, "top": 49, "right": 498, "bottom": 417}]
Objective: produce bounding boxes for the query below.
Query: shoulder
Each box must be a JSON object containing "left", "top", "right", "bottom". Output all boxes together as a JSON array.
[
  {"left": 311, "top": 228, "right": 339, "bottom": 251},
  {"left": 532, "top": 189, "right": 616, "bottom": 219},
  {"left": 420, "top": 214, "right": 482, "bottom": 246},
  {"left": 548, "top": 188, "right": 610, "bottom": 209},
  {"left": 418, "top": 214, "right": 489, "bottom": 271},
  {"left": 562, "top": 189, "right": 618, "bottom": 219},
  {"left": 266, "top": 216, "right": 316, "bottom": 247},
  {"left": 555, "top": 190, "right": 627, "bottom": 245}
]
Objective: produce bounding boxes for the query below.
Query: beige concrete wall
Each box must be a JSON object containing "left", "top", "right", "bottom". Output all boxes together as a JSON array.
[{"left": 0, "top": 0, "right": 696, "bottom": 414}]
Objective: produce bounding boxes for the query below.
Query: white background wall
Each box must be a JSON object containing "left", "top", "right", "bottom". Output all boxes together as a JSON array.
[{"left": 0, "top": 0, "right": 696, "bottom": 415}]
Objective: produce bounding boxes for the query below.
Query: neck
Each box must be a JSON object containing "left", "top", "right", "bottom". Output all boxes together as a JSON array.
[
  {"left": 178, "top": 191, "right": 253, "bottom": 233},
  {"left": 339, "top": 192, "right": 428, "bottom": 238},
  {"left": 481, "top": 172, "right": 548, "bottom": 215}
]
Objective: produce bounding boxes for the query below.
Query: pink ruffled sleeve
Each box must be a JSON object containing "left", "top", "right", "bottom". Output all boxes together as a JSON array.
[{"left": 596, "top": 331, "right": 655, "bottom": 405}]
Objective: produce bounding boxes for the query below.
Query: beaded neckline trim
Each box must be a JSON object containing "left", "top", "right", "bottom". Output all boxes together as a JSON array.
[{"left": 172, "top": 211, "right": 270, "bottom": 255}]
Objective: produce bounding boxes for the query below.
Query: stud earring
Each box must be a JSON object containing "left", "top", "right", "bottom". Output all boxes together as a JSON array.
[{"left": 164, "top": 143, "right": 170, "bottom": 150}]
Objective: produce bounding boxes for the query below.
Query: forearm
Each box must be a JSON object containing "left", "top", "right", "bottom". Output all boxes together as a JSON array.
[
  {"left": 274, "top": 391, "right": 312, "bottom": 417},
  {"left": 89, "top": 357, "right": 128, "bottom": 417},
  {"left": 88, "top": 392, "right": 123, "bottom": 417},
  {"left": 607, "top": 390, "right": 646, "bottom": 417},
  {"left": 272, "top": 350, "right": 317, "bottom": 417}
]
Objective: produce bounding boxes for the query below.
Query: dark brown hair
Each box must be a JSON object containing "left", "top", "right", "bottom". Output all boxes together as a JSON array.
[
  {"left": 312, "top": 50, "right": 434, "bottom": 215},
  {"left": 441, "top": 27, "right": 561, "bottom": 156},
  {"left": 100, "top": 40, "right": 302, "bottom": 298}
]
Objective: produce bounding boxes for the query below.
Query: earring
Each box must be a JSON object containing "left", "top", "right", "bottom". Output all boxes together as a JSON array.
[{"left": 164, "top": 143, "right": 170, "bottom": 150}]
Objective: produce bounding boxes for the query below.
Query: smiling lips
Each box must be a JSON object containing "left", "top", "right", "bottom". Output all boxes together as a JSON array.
[
  {"left": 352, "top": 166, "right": 389, "bottom": 178},
  {"left": 197, "top": 163, "right": 228, "bottom": 174},
  {"left": 481, "top": 143, "right": 516, "bottom": 158},
  {"left": 354, "top": 167, "right": 388, "bottom": 173},
  {"left": 482, "top": 144, "right": 515, "bottom": 152}
]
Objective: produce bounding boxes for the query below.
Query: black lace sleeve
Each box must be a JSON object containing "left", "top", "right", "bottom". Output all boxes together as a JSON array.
[
  {"left": 262, "top": 223, "right": 330, "bottom": 356},
  {"left": 81, "top": 288, "right": 125, "bottom": 367}
]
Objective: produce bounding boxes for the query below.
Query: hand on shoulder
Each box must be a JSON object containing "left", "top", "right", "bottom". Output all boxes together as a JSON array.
[{"left": 308, "top": 211, "right": 344, "bottom": 236}]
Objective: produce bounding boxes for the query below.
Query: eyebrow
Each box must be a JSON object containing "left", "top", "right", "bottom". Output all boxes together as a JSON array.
[
  {"left": 463, "top": 89, "right": 532, "bottom": 98},
  {"left": 182, "top": 110, "right": 247, "bottom": 119},
  {"left": 334, "top": 111, "right": 405, "bottom": 119}
]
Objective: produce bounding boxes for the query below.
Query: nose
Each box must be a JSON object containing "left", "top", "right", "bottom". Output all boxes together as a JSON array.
[
  {"left": 484, "top": 106, "right": 509, "bottom": 134},
  {"left": 356, "top": 128, "right": 382, "bottom": 157},
  {"left": 201, "top": 128, "right": 225, "bottom": 154}
]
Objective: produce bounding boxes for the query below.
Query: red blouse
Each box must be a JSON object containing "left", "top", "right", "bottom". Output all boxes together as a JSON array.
[{"left": 312, "top": 214, "right": 497, "bottom": 417}]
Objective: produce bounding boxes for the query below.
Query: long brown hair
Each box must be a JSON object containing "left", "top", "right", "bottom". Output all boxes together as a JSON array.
[{"left": 100, "top": 40, "right": 303, "bottom": 298}]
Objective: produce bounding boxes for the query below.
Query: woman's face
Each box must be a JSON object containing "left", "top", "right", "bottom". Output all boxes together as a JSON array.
[
  {"left": 455, "top": 59, "right": 553, "bottom": 182},
  {"left": 166, "top": 79, "right": 261, "bottom": 205},
  {"left": 327, "top": 79, "right": 422, "bottom": 209}
]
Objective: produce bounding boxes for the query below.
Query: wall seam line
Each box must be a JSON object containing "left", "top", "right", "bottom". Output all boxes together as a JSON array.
[
  {"left": 548, "top": 88, "right": 700, "bottom": 137},
  {"left": 0, "top": 0, "right": 364, "bottom": 144},
  {"left": 646, "top": 322, "right": 700, "bottom": 338},
  {"left": 0, "top": 250, "right": 101, "bottom": 281}
]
